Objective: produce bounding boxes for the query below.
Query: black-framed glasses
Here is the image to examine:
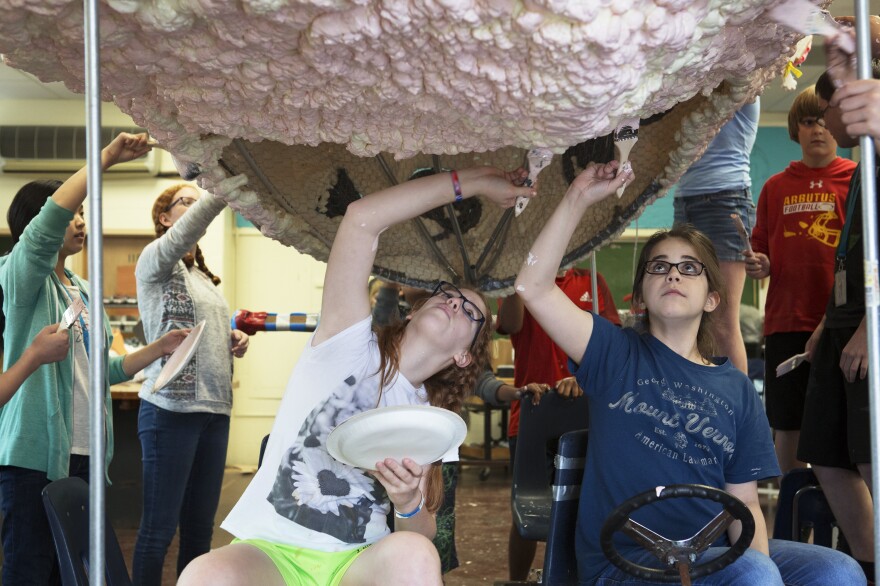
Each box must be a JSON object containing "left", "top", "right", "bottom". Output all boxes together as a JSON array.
[
  {"left": 164, "top": 196, "right": 197, "bottom": 212},
  {"left": 798, "top": 116, "right": 826, "bottom": 129},
  {"left": 431, "top": 281, "right": 486, "bottom": 349},
  {"left": 644, "top": 260, "right": 706, "bottom": 277}
]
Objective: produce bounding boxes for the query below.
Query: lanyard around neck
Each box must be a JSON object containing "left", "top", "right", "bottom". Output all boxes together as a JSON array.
[{"left": 60, "top": 281, "right": 90, "bottom": 360}]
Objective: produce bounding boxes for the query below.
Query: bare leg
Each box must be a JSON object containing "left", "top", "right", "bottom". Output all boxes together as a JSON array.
[
  {"left": 813, "top": 465, "right": 875, "bottom": 561},
  {"left": 341, "top": 531, "right": 442, "bottom": 586},
  {"left": 509, "top": 523, "right": 538, "bottom": 581},
  {"left": 177, "top": 543, "right": 286, "bottom": 586},
  {"left": 715, "top": 260, "right": 748, "bottom": 374},
  {"left": 774, "top": 430, "right": 807, "bottom": 475},
  {"left": 858, "top": 463, "right": 874, "bottom": 496}
]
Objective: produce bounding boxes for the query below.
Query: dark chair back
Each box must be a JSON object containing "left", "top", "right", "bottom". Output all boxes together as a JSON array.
[
  {"left": 512, "top": 392, "right": 589, "bottom": 541},
  {"left": 773, "top": 468, "right": 818, "bottom": 540},
  {"left": 542, "top": 429, "right": 589, "bottom": 586},
  {"left": 258, "top": 434, "right": 270, "bottom": 468},
  {"left": 41, "top": 477, "right": 132, "bottom": 586},
  {"left": 792, "top": 485, "right": 836, "bottom": 548},
  {"left": 773, "top": 467, "right": 838, "bottom": 548}
]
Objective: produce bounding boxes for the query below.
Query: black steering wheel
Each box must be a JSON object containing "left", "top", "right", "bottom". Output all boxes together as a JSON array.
[{"left": 599, "top": 484, "right": 755, "bottom": 583}]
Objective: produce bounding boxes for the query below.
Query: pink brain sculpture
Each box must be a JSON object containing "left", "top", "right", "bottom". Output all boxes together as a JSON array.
[{"left": 0, "top": 0, "right": 801, "bottom": 293}]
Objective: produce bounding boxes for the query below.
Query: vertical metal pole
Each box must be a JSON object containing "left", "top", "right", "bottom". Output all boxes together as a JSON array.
[
  {"left": 83, "top": 1, "right": 106, "bottom": 583},
  {"left": 590, "top": 252, "right": 599, "bottom": 316},
  {"left": 849, "top": 1, "right": 880, "bottom": 579}
]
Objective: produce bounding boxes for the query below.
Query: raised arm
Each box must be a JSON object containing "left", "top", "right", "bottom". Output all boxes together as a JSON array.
[
  {"left": 136, "top": 194, "right": 226, "bottom": 282},
  {"left": 51, "top": 132, "right": 152, "bottom": 213},
  {"left": 314, "top": 167, "right": 534, "bottom": 344},
  {"left": 514, "top": 161, "right": 631, "bottom": 362}
]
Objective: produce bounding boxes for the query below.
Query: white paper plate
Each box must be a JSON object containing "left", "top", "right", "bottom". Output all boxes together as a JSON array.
[
  {"left": 152, "top": 321, "right": 206, "bottom": 391},
  {"left": 327, "top": 405, "right": 467, "bottom": 470}
]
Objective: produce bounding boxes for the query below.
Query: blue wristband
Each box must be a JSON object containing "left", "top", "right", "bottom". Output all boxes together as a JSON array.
[{"left": 394, "top": 491, "right": 425, "bottom": 519}]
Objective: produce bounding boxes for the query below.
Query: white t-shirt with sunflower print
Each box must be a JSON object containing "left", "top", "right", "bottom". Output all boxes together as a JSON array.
[{"left": 222, "top": 316, "right": 456, "bottom": 551}]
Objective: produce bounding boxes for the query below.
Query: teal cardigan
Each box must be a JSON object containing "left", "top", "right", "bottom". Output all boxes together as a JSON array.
[{"left": 0, "top": 199, "right": 129, "bottom": 481}]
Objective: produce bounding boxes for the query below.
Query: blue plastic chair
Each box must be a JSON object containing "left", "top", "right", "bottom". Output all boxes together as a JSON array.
[
  {"left": 773, "top": 467, "right": 838, "bottom": 547},
  {"left": 511, "top": 392, "right": 589, "bottom": 542},
  {"left": 792, "top": 485, "right": 837, "bottom": 547},
  {"left": 41, "top": 477, "right": 132, "bottom": 586},
  {"left": 542, "top": 429, "right": 589, "bottom": 586},
  {"left": 258, "top": 433, "right": 270, "bottom": 468}
]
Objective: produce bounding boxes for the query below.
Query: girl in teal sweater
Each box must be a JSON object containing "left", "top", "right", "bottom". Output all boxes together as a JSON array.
[{"left": 0, "top": 132, "right": 187, "bottom": 586}]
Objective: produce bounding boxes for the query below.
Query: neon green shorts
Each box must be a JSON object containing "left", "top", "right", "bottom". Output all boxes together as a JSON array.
[{"left": 234, "top": 538, "right": 371, "bottom": 586}]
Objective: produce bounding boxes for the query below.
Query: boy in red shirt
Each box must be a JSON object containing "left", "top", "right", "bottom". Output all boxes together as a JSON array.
[{"left": 745, "top": 85, "right": 856, "bottom": 473}]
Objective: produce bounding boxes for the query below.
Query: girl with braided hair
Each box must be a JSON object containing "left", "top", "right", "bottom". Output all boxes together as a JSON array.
[
  {"left": 133, "top": 184, "right": 250, "bottom": 585},
  {"left": 179, "top": 166, "right": 534, "bottom": 586}
]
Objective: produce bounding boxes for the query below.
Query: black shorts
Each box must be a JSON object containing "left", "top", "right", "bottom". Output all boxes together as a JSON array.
[
  {"left": 798, "top": 326, "right": 870, "bottom": 467},
  {"left": 764, "top": 332, "right": 812, "bottom": 431}
]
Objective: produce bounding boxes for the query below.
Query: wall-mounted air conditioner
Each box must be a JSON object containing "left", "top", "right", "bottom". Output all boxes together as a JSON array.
[{"left": 0, "top": 126, "right": 159, "bottom": 173}]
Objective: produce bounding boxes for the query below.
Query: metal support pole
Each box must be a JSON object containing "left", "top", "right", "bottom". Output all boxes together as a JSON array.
[
  {"left": 590, "top": 252, "right": 599, "bottom": 316},
  {"left": 851, "top": 0, "right": 880, "bottom": 577},
  {"left": 83, "top": 1, "right": 106, "bottom": 583}
]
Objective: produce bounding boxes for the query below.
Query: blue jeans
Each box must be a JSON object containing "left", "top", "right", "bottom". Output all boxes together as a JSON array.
[
  {"left": 0, "top": 455, "right": 90, "bottom": 586},
  {"left": 132, "top": 401, "right": 229, "bottom": 586},
  {"left": 673, "top": 189, "right": 755, "bottom": 262},
  {"left": 591, "top": 539, "right": 866, "bottom": 585}
]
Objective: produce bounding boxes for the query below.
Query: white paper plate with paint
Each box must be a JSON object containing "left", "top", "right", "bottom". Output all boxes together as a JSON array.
[
  {"left": 152, "top": 321, "right": 206, "bottom": 391},
  {"left": 327, "top": 405, "right": 467, "bottom": 470}
]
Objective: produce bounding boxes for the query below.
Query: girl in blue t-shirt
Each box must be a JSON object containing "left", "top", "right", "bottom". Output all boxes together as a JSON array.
[{"left": 515, "top": 160, "right": 864, "bottom": 584}]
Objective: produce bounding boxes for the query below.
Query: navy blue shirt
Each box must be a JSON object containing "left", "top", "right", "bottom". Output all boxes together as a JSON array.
[{"left": 571, "top": 318, "right": 779, "bottom": 581}]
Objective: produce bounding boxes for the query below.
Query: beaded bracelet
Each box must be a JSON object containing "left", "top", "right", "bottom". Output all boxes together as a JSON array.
[
  {"left": 394, "top": 490, "right": 425, "bottom": 519},
  {"left": 450, "top": 170, "right": 463, "bottom": 203}
]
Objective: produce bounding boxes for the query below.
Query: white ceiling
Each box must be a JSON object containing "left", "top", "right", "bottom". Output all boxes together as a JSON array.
[
  {"left": 0, "top": 64, "right": 82, "bottom": 100},
  {"left": 0, "top": 0, "right": 870, "bottom": 116}
]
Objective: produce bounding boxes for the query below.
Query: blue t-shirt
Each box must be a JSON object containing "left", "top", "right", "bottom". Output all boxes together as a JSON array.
[
  {"left": 572, "top": 318, "right": 779, "bottom": 581},
  {"left": 675, "top": 100, "right": 760, "bottom": 197}
]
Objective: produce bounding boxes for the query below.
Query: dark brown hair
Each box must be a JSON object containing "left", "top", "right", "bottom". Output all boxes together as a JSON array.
[
  {"left": 787, "top": 86, "right": 821, "bottom": 143},
  {"left": 631, "top": 225, "right": 726, "bottom": 360},
  {"left": 152, "top": 184, "right": 221, "bottom": 286}
]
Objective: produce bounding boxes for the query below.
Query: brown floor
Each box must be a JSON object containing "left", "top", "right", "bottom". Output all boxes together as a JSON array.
[{"left": 110, "top": 463, "right": 776, "bottom": 586}]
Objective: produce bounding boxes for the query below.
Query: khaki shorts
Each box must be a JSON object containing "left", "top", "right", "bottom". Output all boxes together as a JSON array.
[{"left": 234, "top": 538, "right": 371, "bottom": 586}]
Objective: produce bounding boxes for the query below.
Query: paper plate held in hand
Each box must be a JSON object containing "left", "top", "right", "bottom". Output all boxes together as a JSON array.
[
  {"left": 775, "top": 352, "right": 809, "bottom": 377},
  {"left": 327, "top": 405, "right": 467, "bottom": 470},
  {"left": 57, "top": 297, "right": 86, "bottom": 332},
  {"left": 152, "top": 321, "right": 206, "bottom": 392}
]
